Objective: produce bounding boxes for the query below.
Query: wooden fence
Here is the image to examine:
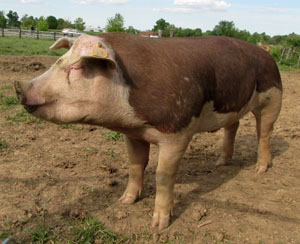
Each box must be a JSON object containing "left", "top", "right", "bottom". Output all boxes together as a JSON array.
[
  {"left": 280, "top": 47, "right": 300, "bottom": 67},
  {"left": 1, "top": 28, "right": 81, "bottom": 40}
]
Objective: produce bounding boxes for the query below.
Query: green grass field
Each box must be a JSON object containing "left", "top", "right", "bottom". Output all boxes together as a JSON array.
[{"left": 0, "top": 37, "right": 67, "bottom": 56}]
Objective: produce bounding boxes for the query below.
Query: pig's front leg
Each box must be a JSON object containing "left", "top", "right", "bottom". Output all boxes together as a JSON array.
[
  {"left": 152, "top": 138, "right": 191, "bottom": 230},
  {"left": 119, "top": 136, "right": 150, "bottom": 204}
]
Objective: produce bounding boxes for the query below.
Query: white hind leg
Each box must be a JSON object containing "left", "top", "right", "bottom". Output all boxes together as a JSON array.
[{"left": 252, "top": 88, "right": 282, "bottom": 174}]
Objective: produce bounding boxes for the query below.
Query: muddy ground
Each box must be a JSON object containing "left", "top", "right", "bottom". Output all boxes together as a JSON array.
[{"left": 0, "top": 55, "right": 299, "bottom": 244}]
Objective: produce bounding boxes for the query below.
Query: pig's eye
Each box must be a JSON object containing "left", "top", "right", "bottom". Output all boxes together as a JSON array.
[
  {"left": 73, "top": 64, "right": 82, "bottom": 70},
  {"left": 64, "top": 64, "right": 82, "bottom": 74}
]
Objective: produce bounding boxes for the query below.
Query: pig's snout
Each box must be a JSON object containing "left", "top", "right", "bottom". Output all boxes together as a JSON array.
[{"left": 14, "top": 80, "right": 39, "bottom": 113}]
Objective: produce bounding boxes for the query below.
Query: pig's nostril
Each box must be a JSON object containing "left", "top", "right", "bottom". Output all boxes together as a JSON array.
[{"left": 24, "top": 105, "right": 38, "bottom": 113}]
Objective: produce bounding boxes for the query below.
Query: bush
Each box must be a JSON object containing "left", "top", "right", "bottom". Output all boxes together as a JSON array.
[
  {"left": 270, "top": 46, "right": 300, "bottom": 67},
  {"left": 270, "top": 46, "right": 282, "bottom": 62}
]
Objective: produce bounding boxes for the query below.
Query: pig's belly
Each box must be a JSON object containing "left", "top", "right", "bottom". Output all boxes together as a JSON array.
[{"left": 191, "top": 91, "right": 258, "bottom": 132}]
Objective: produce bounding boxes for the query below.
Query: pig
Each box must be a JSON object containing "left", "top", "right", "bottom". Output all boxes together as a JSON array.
[{"left": 15, "top": 33, "right": 282, "bottom": 230}]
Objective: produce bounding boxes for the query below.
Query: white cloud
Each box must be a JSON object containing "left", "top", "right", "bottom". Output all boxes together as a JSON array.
[
  {"left": 20, "top": 0, "right": 41, "bottom": 3},
  {"left": 153, "top": 7, "right": 197, "bottom": 14},
  {"left": 72, "top": 0, "right": 129, "bottom": 4},
  {"left": 154, "top": 0, "right": 231, "bottom": 13},
  {"left": 259, "top": 7, "right": 291, "bottom": 14},
  {"left": 174, "top": 0, "right": 231, "bottom": 10}
]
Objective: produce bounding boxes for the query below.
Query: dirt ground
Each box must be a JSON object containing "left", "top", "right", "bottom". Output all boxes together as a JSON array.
[{"left": 0, "top": 55, "right": 299, "bottom": 244}]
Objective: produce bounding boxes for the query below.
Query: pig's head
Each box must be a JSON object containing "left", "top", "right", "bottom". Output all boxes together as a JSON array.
[{"left": 15, "top": 35, "right": 124, "bottom": 126}]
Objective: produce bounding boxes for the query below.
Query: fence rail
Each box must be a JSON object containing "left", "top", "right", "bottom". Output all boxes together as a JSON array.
[
  {"left": 1, "top": 28, "right": 81, "bottom": 40},
  {"left": 279, "top": 47, "right": 300, "bottom": 67}
]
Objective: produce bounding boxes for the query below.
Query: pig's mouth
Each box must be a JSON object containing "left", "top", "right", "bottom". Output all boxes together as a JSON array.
[
  {"left": 23, "top": 101, "right": 56, "bottom": 118},
  {"left": 24, "top": 104, "right": 40, "bottom": 113}
]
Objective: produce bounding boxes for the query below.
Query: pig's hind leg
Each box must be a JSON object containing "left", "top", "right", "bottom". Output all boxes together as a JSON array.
[
  {"left": 216, "top": 121, "right": 240, "bottom": 166},
  {"left": 252, "top": 88, "right": 282, "bottom": 174},
  {"left": 119, "top": 136, "right": 150, "bottom": 204}
]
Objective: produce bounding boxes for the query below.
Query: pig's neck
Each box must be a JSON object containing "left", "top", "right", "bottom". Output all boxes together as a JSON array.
[{"left": 93, "top": 74, "right": 145, "bottom": 130}]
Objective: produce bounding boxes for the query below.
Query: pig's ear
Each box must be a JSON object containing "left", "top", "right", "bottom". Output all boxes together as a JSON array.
[
  {"left": 50, "top": 37, "right": 75, "bottom": 50},
  {"left": 81, "top": 43, "right": 117, "bottom": 69}
]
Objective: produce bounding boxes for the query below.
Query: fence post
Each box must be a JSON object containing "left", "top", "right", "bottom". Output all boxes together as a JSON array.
[
  {"left": 19, "top": 29, "right": 21, "bottom": 38},
  {"left": 297, "top": 54, "right": 300, "bottom": 68},
  {"left": 279, "top": 48, "right": 286, "bottom": 64},
  {"left": 286, "top": 48, "right": 292, "bottom": 59},
  {"left": 37, "top": 30, "right": 39, "bottom": 40},
  {"left": 54, "top": 32, "right": 56, "bottom": 41},
  {"left": 1, "top": 28, "right": 4, "bottom": 37}
]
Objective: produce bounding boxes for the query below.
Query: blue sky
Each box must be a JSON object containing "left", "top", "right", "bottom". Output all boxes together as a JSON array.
[{"left": 1, "top": 0, "right": 300, "bottom": 36}]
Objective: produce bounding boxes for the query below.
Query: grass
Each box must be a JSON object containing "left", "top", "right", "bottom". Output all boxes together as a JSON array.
[
  {"left": 59, "top": 124, "right": 82, "bottom": 130},
  {"left": 277, "top": 64, "right": 298, "bottom": 71},
  {"left": 0, "top": 138, "right": 8, "bottom": 150},
  {"left": 0, "top": 37, "right": 67, "bottom": 56},
  {"left": 0, "top": 93, "right": 19, "bottom": 106},
  {"left": 68, "top": 216, "right": 126, "bottom": 244},
  {"left": 5, "top": 108, "right": 41, "bottom": 123},
  {"left": 103, "top": 150, "right": 116, "bottom": 159},
  {"left": 0, "top": 229, "right": 12, "bottom": 240},
  {"left": 106, "top": 131, "right": 123, "bottom": 142},
  {"left": 1, "top": 84, "right": 13, "bottom": 90},
  {"left": 28, "top": 225, "right": 55, "bottom": 243},
  {"left": 0, "top": 93, "right": 19, "bottom": 111},
  {"left": 2, "top": 216, "right": 127, "bottom": 244}
]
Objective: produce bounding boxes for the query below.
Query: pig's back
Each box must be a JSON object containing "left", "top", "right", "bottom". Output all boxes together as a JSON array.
[{"left": 99, "top": 33, "right": 281, "bottom": 133}]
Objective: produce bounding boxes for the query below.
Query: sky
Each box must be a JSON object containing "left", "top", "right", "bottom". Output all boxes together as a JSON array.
[{"left": 1, "top": 0, "right": 300, "bottom": 36}]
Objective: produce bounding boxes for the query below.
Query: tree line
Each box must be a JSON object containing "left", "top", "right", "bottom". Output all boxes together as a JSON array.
[
  {"left": 0, "top": 10, "right": 85, "bottom": 31},
  {"left": 151, "top": 18, "right": 300, "bottom": 47},
  {"left": 1, "top": 10, "right": 300, "bottom": 48}
]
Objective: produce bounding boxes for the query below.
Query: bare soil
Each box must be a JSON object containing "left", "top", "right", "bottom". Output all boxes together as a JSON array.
[{"left": 0, "top": 55, "right": 300, "bottom": 244}]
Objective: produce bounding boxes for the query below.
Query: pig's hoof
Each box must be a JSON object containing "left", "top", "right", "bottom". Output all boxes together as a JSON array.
[
  {"left": 256, "top": 165, "right": 268, "bottom": 174},
  {"left": 215, "top": 155, "right": 232, "bottom": 167},
  {"left": 119, "top": 194, "right": 136, "bottom": 204},
  {"left": 215, "top": 157, "right": 226, "bottom": 166},
  {"left": 119, "top": 189, "right": 141, "bottom": 204},
  {"left": 151, "top": 210, "right": 171, "bottom": 230}
]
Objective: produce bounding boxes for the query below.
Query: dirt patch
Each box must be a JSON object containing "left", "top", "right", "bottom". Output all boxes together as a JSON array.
[{"left": 0, "top": 55, "right": 300, "bottom": 243}]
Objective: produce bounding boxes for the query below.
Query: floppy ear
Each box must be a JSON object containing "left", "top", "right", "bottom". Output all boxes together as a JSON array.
[
  {"left": 80, "top": 42, "right": 117, "bottom": 69},
  {"left": 50, "top": 37, "right": 75, "bottom": 50}
]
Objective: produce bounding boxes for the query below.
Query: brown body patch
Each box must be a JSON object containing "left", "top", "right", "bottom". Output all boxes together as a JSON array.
[{"left": 99, "top": 33, "right": 282, "bottom": 133}]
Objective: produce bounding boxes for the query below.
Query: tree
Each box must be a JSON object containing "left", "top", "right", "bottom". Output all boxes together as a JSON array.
[
  {"left": 57, "top": 18, "right": 65, "bottom": 29},
  {"left": 36, "top": 16, "right": 48, "bottom": 31},
  {"left": 153, "top": 18, "right": 169, "bottom": 32},
  {"left": 212, "top": 20, "right": 237, "bottom": 37},
  {"left": 174, "top": 27, "right": 202, "bottom": 37},
  {"left": 248, "top": 32, "right": 262, "bottom": 44},
  {"left": 46, "top": 16, "right": 58, "bottom": 29},
  {"left": 182, "top": 28, "right": 195, "bottom": 37},
  {"left": 235, "top": 29, "right": 251, "bottom": 42},
  {"left": 21, "top": 14, "right": 36, "bottom": 29},
  {"left": 287, "top": 33, "right": 300, "bottom": 47},
  {"left": 0, "top": 11, "right": 7, "bottom": 28},
  {"left": 203, "top": 30, "right": 213, "bottom": 36},
  {"left": 271, "top": 35, "right": 285, "bottom": 45},
  {"left": 62, "top": 19, "right": 74, "bottom": 28},
  {"left": 106, "top": 13, "right": 125, "bottom": 32},
  {"left": 6, "top": 10, "right": 20, "bottom": 27},
  {"left": 74, "top": 17, "right": 85, "bottom": 31},
  {"left": 126, "top": 25, "right": 139, "bottom": 34},
  {"left": 194, "top": 28, "right": 202, "bottom": 37}
]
